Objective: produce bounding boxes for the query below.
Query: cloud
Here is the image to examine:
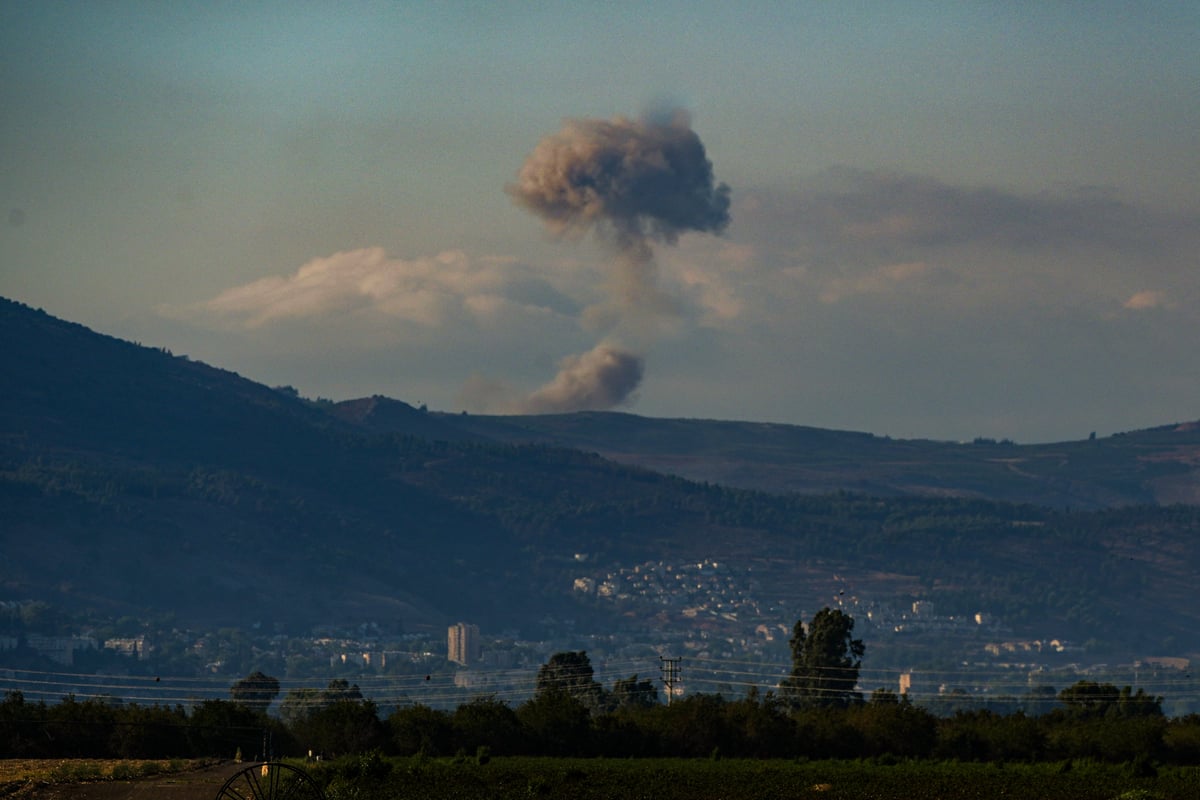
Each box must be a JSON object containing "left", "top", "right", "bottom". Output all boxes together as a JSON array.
[
  {"left": 729, "top": 169, "right": 1199, "bottom": 314},
  {"left": 794, "top": 167, "right": 1158, "bottom": 252},
  {"left": 1123, "top": 290, "right": 1171, "bottom": 311},
  {"left": 175, "top": 247, "right": 577, "bottom": 330},
  {"left": 619, "top": 171, "right": 1200, "bottom": 442},
  {"left": 819, "top": 261, "right": 936, "bottom": 304},
  {"left": 152, "top": 164, "right": 1197, "bottom": 443},
  {"left": 738, "top": 168, "right": 1189, "bottom": 264}
]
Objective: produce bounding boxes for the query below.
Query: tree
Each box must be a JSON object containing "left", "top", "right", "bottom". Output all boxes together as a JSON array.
[
  {"left": 780, "top": 607, "right": 864, "bottom": 708},
  {"left": 1057, "top": 680, "right": 1120, "bottom": 716},
  {"left": 293, "top": 698, "right": 385, "bottom": 756},
  {"left": 1057, "top": 680, "right": 1163, "bottom": 718},
  {"left": 388, "top": 703, "right": 454, "bottom": 756},
  {"left": 452, "top": 696, "right": 525, "bottom": 755},
  {"left": 0, "top": 691, "right": 46, "bottom": 757},
  {"left": 230, "top": 671, "right": 280, "bottom": 714},
  {"left": 321, "top": 678, "right": 363, "bottom": 702},
  {"left": 719, "top": 690, "right": 795, "bottom": 758},
  {"left": 535, "top": 651, "right": 604, "bottom": 710},
  {"left": 517, "top": 689, "right": 592, "bottom": 756},
  {"left": 45, "top": 695, "right": 119, "bottom": 757},
  {"left": 188, "top": 699, "right": 269, "bottom": 759},
  {"left": 279, "top": 688, "right": 322, "bottom": 728},
  {"left": 848, "top": 691, "right": 937, "bottom": 758},
  {"left": 281, "top": 679, "right": 379, "bottom": 756},
  {"left": 643, "top": 693, "right": 728, "bottom": 757},
  {"left": 110, "top": 703, "right": 190, "bottom": 759},
  {"left": 610, "top": 674, "right": 659, "bottom": 711},
  {"left": 279, "top": 680, "right": 364, "bottom": 728}
]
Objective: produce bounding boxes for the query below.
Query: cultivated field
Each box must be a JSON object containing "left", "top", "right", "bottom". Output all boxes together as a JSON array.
[
  {"left": 5, "top": 756, "right": 1200, "bottom": 800},
  {"left": 305, "top": 755, "right": 1200, "bottom": 800}
]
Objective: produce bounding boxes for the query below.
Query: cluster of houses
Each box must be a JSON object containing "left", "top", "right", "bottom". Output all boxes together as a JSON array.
[{"left": 0, "top": 633, "right": 151, "bottom": 665}]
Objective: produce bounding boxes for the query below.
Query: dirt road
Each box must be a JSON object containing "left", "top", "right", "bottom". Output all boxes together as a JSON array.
[{"left": 17, "top": 761, "right": 253, "bottom": 800}]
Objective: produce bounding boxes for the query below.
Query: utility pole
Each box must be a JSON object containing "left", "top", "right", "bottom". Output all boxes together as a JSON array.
[{"left": 659, "top": 656, "right": 681, "bottom": 705}]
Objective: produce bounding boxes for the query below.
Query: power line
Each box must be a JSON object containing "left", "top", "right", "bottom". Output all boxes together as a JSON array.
[{"left": 4, "top": 655, "right": 1196, "bottom": 710}]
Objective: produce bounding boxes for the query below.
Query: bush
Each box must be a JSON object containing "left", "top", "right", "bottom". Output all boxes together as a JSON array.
[
  {"left": 1127, "top": 753, "right": 1157, "bottom": 778},
  {"left": 50, "top": 762, "right": 103, "bottom": 783}
]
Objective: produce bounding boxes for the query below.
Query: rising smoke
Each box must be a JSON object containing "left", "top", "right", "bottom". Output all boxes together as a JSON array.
[
  {"left": 521, "top": 343, "right": 645, "bottom": 414},
  {"left": 507, "top": 108, "right": 731, "bottom": 247},
  {"left": 503, "top": 109, "right": 730, "bottom": 413}
]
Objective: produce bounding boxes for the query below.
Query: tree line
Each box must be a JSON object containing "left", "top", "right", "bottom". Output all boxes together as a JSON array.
[
  {"left": 2, "top": 610, "right": 1197, "bottom": 766},
  {"left": 3, "top": 679, "right": 1195, "bottom": 765}
]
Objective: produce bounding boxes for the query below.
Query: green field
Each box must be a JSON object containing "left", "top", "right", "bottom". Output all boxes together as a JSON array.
[{"left": 305, "top": 755, "right": 1200, "bottom": 800}]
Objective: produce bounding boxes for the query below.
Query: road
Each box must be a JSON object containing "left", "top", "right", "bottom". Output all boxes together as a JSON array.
[{"left": 19, "top": 761, "right": 261, "bottom": 800}]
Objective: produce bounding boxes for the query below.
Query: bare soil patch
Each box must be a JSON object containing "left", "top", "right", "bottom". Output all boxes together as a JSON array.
[{"left": 1, "top": 760, "right": 246, "bottom": 800}]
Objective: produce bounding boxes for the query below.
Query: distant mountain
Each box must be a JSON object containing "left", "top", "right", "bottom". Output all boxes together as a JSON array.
[
  {"left": 2, "top": 296, "right": 1199, "bottom": 660},
  {"left": 421, "top": 411, "right": 1200, "bottom": 511}
]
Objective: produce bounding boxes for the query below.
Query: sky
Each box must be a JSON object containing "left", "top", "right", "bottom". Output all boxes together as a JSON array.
[{"left": 2, "top": 2, "right": 1198, "bottom": 444}]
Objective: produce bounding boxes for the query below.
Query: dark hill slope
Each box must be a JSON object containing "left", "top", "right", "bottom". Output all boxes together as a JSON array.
[
  {"left": 0, "top": 299, "right": 514, "bottom": 627},
  {"left": 429, "top": 411, "right": 1200, "bottom": 509},
  {"left": 328, "top": 395, "right": 481, "bottom": 442},
  {"left": 4, "top": 298, "right": 347, "bottom": 469}
]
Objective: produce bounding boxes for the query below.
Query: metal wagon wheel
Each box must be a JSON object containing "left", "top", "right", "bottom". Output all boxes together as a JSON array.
[{"left": 215, "top": 762, "right": 325, "bottom": 800}]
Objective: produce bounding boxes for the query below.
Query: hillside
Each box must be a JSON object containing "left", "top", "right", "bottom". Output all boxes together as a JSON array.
[
  {"left": 2, "top": 296, "right": 1199, "bottom": 660},
  {"left": 425, "top": 412, "right": 1200, "bottom": 510}
]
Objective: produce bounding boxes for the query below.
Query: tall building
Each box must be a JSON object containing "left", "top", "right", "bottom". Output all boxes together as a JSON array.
[{"left": 447, "top": 622, "right": 480, "bottom": 666}]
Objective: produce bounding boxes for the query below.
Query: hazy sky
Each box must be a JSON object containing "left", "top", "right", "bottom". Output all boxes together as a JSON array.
[{"left": 3, "top": 2, "right": 1198, "bottom": 443}]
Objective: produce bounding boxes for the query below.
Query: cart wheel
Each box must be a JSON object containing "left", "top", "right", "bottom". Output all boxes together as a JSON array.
[{"left": 215, "top": 762, "right": 325, "bottom": 800}]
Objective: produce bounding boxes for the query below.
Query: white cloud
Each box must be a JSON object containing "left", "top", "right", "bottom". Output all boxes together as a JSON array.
[{"left": 177, "top": 247, "right": 578, "bottom": 331}]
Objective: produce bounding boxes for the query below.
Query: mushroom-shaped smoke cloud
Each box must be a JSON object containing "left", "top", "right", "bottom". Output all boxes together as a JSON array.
[
  {"left": 507, "top": 108, "right": 731, "bottom": 250},
  {"left": 499, "top": 109, "right": 729, "bottom": 413}
]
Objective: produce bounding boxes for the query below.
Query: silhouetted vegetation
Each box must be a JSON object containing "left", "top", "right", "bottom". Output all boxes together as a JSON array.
[
  {"left": 781, "top": 607, "right": 865, "bottom": 708},
  {"left": 3, "top": 681, "right": 1194, "bottom": 767}
]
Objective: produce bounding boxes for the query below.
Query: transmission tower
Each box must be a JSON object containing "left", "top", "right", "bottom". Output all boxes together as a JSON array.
[{"left": 659, "top": 656, "right": 681, "bottom": 705}]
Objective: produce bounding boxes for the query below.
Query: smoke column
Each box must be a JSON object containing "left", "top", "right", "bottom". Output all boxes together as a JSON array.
[
  {"left": 521, "top": 343, "right": 644, "bottom": 414},
  {"left": 507, "top": 108, "right": 730, "bottom": 248},
  {"left": 506, "top": 109, "right": 730, "bottom": 412}
]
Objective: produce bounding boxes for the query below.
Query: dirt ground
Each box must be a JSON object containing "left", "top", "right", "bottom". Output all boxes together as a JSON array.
[{"left": 12, "top": 761, "right": 253, "bottom": 800}]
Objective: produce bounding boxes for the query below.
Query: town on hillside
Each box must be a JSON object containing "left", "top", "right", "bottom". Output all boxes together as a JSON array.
[{"left": 3, "top": 555, "right": 1196, "bottom": 718}]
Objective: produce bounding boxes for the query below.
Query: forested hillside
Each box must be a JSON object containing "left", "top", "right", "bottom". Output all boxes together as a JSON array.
[{"left": 433, "top": 410, "right": 1200, "bottom": 509}]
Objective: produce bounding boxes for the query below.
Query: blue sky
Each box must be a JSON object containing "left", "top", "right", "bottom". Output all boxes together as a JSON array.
[{"left": 2, "top": 2, "right": 1198, "bottom": 442}]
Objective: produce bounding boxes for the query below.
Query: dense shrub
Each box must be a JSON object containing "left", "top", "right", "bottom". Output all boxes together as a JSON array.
[{"left": 0, "top": 685, "right": 1186, "bottom": 765}]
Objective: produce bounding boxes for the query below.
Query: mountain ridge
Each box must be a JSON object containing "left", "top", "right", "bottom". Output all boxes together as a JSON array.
[{"left": 419, "top": 408, "right": 1200, "bottom": 511}]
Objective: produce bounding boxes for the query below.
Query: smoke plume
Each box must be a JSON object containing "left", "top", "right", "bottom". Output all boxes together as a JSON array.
[
  {"left": 507, "top": 109, "right": 731, "bottom": 248},
  {"left": 500, "top": 108, "right": 728, "bottom": 412},
  {"left": 519, "top": 343, "right": 644, "bottom": 414}
]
